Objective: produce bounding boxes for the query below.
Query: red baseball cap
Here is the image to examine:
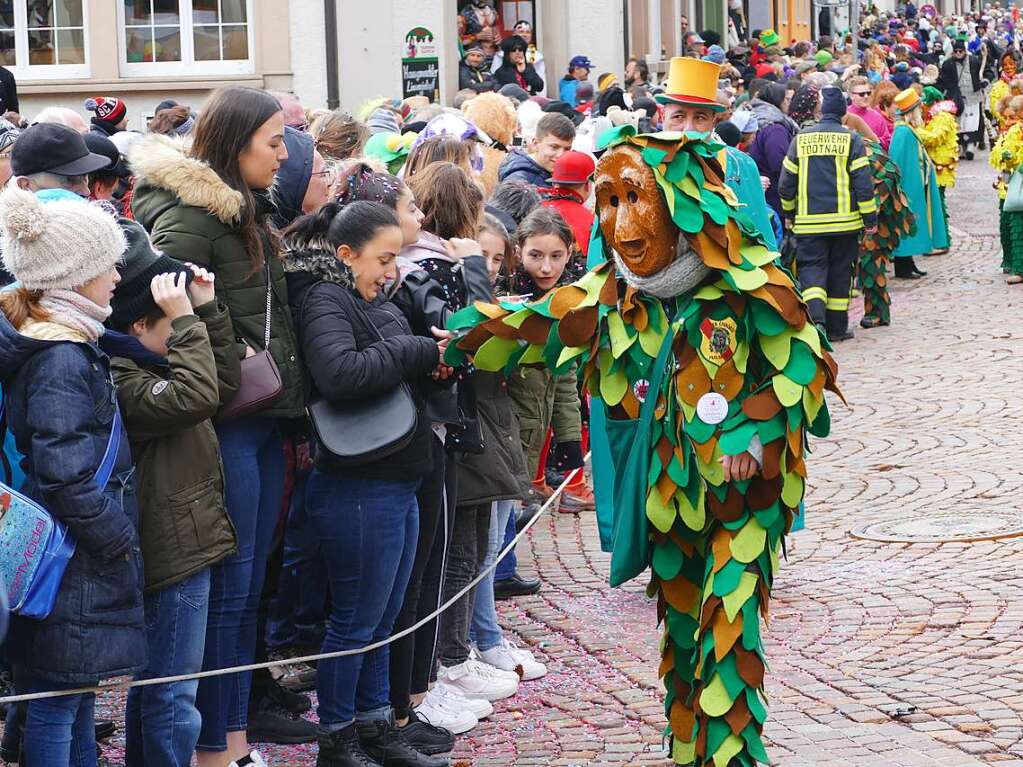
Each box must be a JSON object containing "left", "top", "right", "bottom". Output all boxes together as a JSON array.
[{"left": 548, "top": 150, "right": 596, "bottom": 184}]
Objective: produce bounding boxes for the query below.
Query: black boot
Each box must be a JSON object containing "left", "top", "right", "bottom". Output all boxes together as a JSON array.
[
  {"left": 908, "top": 257, "right": 927, "bottom": 277},
  {"left": 317, "top": 724, "right": 382, "bottom": 767},
  {"left": 266, "top": 675, "right": 312, "bottom": 715},
  {"left": 357, "top": 718, "right": 450, "bottom": 767},
  {"left": 493, "top": 574, "right": 541, "bottom": 599},
  {"left": 893, "top": 259, "right": 920, "bottom": 279},
  {"left": 247, "top": 692, "right": 317, "bottom": 744}
]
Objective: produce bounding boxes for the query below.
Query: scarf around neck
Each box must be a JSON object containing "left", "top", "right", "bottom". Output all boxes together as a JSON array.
[{"left": 37, "top": 289, "right": 111, "bottom": 343}]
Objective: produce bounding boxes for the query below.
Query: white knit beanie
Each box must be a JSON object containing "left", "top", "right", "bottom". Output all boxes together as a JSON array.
[{"left": 0, "top": 186, "right": 126, "bottom": 290}]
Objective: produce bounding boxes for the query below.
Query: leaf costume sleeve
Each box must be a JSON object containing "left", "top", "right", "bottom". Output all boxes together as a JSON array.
[{"left": 447, "top": 129, "right": 842, "bottom": 767}]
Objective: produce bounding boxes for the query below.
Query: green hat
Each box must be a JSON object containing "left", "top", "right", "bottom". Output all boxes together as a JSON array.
[
  {"left": 760, "top": 29, "right": 780, "bottom": 47},
  {"left": 922, "top": 86, "right": 944, "bottom": 106},
  {"left": 814, "top": 50, "right": 833, "bottom": 67},
  {"left": 363, "top": 131, "right": 416, "bottom": 175}
]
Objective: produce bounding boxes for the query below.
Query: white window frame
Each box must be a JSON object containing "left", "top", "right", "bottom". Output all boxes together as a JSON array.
[
  {"left": 2, "top": 0, "right": 92, "bottom": 81},
  {"left": 117, "top": 0, "right": 255, "bottom": 77}
]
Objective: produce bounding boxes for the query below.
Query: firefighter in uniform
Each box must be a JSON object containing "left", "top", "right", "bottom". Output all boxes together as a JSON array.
[{"left": 778, "top": 86, "right": 878, "bottom": 342}]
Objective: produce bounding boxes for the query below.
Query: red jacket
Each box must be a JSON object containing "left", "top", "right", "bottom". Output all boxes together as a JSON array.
[{"left": 539, "top": 187, "right": 594, "bottom": 257}]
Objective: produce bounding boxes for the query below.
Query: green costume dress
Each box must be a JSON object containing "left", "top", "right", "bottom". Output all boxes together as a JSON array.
[
  {"left": 858, "top": 140, "right": 918, "bottom": 326},
  {"left": 446, "top": 129, "right": 840, "bottom": 766},
  {"left": 889, "top": 121, "right": 949, "bottom": 258}
]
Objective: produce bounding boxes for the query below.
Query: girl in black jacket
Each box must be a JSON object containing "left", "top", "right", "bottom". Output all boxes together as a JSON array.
[
  {"left": 283, "top": 201, "right": 450, "bottom": 767},
  {"left": 493, "top": 35, "right": 544, "bottom": 95}
]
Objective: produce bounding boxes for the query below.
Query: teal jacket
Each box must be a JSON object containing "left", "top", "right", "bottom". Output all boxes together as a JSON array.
[{"left": 890, "top": 122, "right": 949, "bottom": 257}]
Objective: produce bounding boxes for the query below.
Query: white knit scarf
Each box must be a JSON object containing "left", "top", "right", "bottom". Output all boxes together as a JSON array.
[
  {"left": 612, "top": 241, "right": 711, "bottom": 299},
  {"left": 37, "top": 289, "right": 112, "bottom": 343}
]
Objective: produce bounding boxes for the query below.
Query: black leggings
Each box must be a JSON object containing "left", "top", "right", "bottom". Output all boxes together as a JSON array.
[{"left": 390, "top": 436, "right": 456, "bottom": 719}]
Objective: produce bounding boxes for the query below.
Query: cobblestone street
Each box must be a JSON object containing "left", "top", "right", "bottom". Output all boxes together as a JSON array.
[
  {"left": 87, "top": 154, "right": 1023, "bottom": 767},
  {"left": 444, "top": 153, "right": 1023, "bottom": 766}
]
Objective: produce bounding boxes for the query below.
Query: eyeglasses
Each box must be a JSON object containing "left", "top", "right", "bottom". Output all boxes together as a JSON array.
[{"left": 311, "top": 169, "right": 338, "bottom": 184}]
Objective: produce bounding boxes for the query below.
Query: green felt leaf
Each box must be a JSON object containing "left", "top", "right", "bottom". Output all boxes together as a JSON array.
[
  {"left": 712, "top": 733, "right": 745, "bottom": 767},
  {"left": 723, "top": 571, "right": 759, "bottom": 622},
  {"left": 730, "top": 517, "right": 767, "bottom": 564},
  {"left": 783, "top": 340, "right": 818, "bottom": 386},
  {"left": 596, "top": 123, "right": 636, "bottom": 151},
  {"left": 712, "top": 558, "right": 745, "bottom": 597},
  {"left": 600, "top": 367, "right": 628, "bottom": 406},
  {"left": 695, "top": 284, "right": 725, "bottom": 301},
  {"left": 666, "top": 451, "right": 689, "bottom": 488},
  {"left": 668, "top": 609, "right": 699, "bottom": 649},
  {"left": 607, "top": 312, "right": 635, "bottom": 358},
  {"left": 793, "top": 321, "right": 823, "bottom": 356},
  {"left": 752, "top": 503, "right": 781, "bottom": 532},
  {"left": 502, "top": 307, "right": 532, "bottom": 329},
  {"left": 741, "top": 598, "right": 761, "bottom": 650},
  {"left": 685, "top": 414, "right": 717, "bottom": 444},
  {"left": 733, "top": 337, "right": 750, "bottom": 374},
  {"left": 722, "top": 511, "right": 751, "bottom": 531},
  {"left": 680, "top": 174, "right": 702, "bottom": 200},
  {"left": 672, "top": 738, "right": 696, "bottom": 766},
  {"left": 473, "top": 336, "right": 521, "bottom": 372},
  {"left": 642, "top": 146, "right": 669, "bottom": 167},
  {"left": 746, "top": 689, "right": 768, "bottom": 723},
  {"left": 743, "top": 243, "right": 777, "bottom": 267},
  {"left": 782, "top": 470, "right": 804, "bottom": 508},
  {"left": 647, "top": 489, "right": 676, "bottom": 534},
  {"left": 809, "top": 397, "right": 831, "bottom": 437},
  {"left": 678, "top": 489, "right": 705, "bottom": 531},
  {"left": 706, "top": 718, "right": 731, "bottom": 763},
  {"left": 638, "top": 322, "right": 666, "bottom": 358},
  {"left": 652, "top": 540, "right": 683, "bottom": 580},
  {"left": 741, "top": 722, "right": 771, "bottom": 763},
  {"left": 755, "top": 416, "right": 786, "bottom": 445},
  {"left": 446, "top": 305, "right": 489, "bottom": 331},
  {"left": 700, "top": 674, "right": 735, "bottom": 718},
  {"left": 760, "top": 330, "right": 793, "bottom": 370},
  {"left": 716, "top": 654, "right": 747, "bottom": 699},
  {"left": 556, "top": 344, "right": 587, "bottom": 369},
  {"left": 719, "top": 421, "right": 757, "bottom": 456},
  {"left": 672, "top": 192, "right": 705, "bottom": 234},
  {"left": 664, "top": 151, "right": 690, "bottom": 182},
  {"left": 772, "top": 374, "right": 803, "bottom": 408},
  {"left": 725, "top": 266, "right": 769, "bottom": 292},
  {"left": 701, "top": 191, "right": 731, "bottom": 226},
  {"left": 517, "top": 343, "right": 545, "bottom": 365}
]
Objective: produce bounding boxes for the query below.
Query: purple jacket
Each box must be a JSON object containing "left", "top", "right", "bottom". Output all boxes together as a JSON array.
[{"left": 749, "top": 122, "right": 796, "bottom": 217}]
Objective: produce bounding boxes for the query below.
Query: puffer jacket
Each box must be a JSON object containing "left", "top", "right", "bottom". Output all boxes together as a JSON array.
[
  {"left": 0, "top": 313, "right": 144, "bottom": 684},
  {"left": 747, "top": 98, "right": 799, "bottom": 216},
  {"left": 101, "top": 301, "right": 239, "bottom": 594},
  {"left": 498, "top": 149, "right": 550, "bottom": 187},
  {"left": 129, "top": 133, "right": 305, "bottom": 420},
  {"left": 284, "top": 247, "right": 439, "bottom": 480}
]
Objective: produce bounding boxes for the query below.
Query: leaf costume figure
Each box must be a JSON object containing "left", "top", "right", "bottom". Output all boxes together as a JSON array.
[
  {"left": 445, "top": 127, "right": 841, "bottom": 766},
  {"left": 990, "top": 123, "right": 1023, "bottom": 279},
  {"left": 858, "top": 139, "right": 917, "bottom": 327}
]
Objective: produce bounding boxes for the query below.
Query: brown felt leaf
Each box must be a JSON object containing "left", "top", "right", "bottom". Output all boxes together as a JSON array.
[
  {"left": 558, "top": 305, "right": 599, "bottom": 348},
  {"left": 765, "top": 284, "right": 806, "bottom": 327},
  {"left": 786, "top": 425, "right": 802, "bottom": 460},
  {"left": 724, "top": 693, "right": 754, "bottom": 735},
  {"left": 761, "top": 438, "right": 783, "bottom": 480},
  {"left": 473, "top": 300, "right": 509, "bottom": 320},
  {"left": 695, "top": 713, "right": 708, "bottom": 757},
  {"left": 457, "top": 324, "right": 495, "bottom": 352},
  {"left": 764, "top": 263, "right": 795, "bottom": 288},
  {"left": 659, "top": 642, "right": 675, "bottom": 679},
  {"left": 656, "top": 472, "right": 677, "bottom": 505},
  {"left": 599, "top": 269, "right": 619, "bottom": 306},
  {"left": 746, "top": 473, "right": 783, "bottom": 511},
  {"left": 713, "top": 608, "right": 744, "bottom": 662},
  {"left": 707, "top": 484, "right": 744, "bottom": 522},
  {"left": 742, "top": 390, "right": 783, "bottom": 421},
  {"left": 701, "top": 595, "right": 723, "bottom": 632},
  {"left": 688, "top": 230, "right": 730, "bottom": 270},
  {"left": 712, "top": 528, "right": 732, "bottom": 574},
  {"left": 677, "top": 359, "right": 712, "bottom": 406},
  {"left": 692, "top": 434, "right": 718, "bottom": 466},
  {"left": 669, "top": 529, "right": 697, "bottom": 557},
  {"left": 726, "top": 219, "right": 744, "bottom": 265},
  {"left": 519, "top": 314, "right": 553, "bottom": 345},
  {"left": 620, "top": 388, "right": 640, "bottom": 419},
  {"left": 807, "top": 365, "right": 827, "bottom": 399},
  {"left": 482, "top": 317, "right": 521, "bottom": 340},
  {"left": 723, "top": 291, "right": 746, "bottom": 317},
  {"left": 712, "top": 360, "right": 744, "bottom": 400},
  {"left": 670, "top": 699, "right": 697, "bottom": 742},
  {"left": 661, "top": 573, "right": 700, "bottom": 613},
  {"left": 549, "top": 285, "right": 588, "bottom": 318},
  {"left": 734, "top": 646, "right": 766, "bottom": 690}
]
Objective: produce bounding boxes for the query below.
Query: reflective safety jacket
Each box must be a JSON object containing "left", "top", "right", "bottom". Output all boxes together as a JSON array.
[{"left": 777, "top": 116, "right": 878, "bottom": 235}]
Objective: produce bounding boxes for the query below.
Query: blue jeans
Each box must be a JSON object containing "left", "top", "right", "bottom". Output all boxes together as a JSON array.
[
  {"left": 494, "top": 508, "right": 518, "bottom": 582},
  {"left": 307, "top": 471, "right": 420, "bottom": 728},
  {"left": 267, "top": 464, "right": 327, "bottom": 650},
  {"left": 23, "top": 683, "right": 96, "bottom": 767},
  {"left": 197, "top": 417, "right": 285, "bottom": 751},
  {"left": 125, "top": 569, "right": 211, "bottom": 767},
  {"left": 471, "top": 500, "right": 516, "bottom": 652}
]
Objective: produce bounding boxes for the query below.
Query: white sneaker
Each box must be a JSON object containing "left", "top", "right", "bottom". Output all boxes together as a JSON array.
[
  {"left": 432, "top": 680, "right": 494, "bottom": 719},
  {"left": 229, "top": 751, "right": 268, "bottom": 767},
  {"left": 479, "top": 638, "right": 548, "bottom": 681},
  {"left": 437, "top": 659, "right": 519, "bottom": 702},
  {"left": 468, "top": 646, "right": 522, "bottom": 683},
  {"left": 415, "top": 688, "right": 479, "bottom": 734}
]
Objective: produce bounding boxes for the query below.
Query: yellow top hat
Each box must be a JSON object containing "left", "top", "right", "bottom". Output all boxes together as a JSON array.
[
  {"left": 655, "top": 57, "right": 725, "bottom": 112},
  {"left": 894, "top": 87, "right": 921, "bottom": 115}
]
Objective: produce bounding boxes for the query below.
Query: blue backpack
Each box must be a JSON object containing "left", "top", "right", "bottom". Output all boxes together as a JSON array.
[{"left": 0, "top": 393, "right": 121, "bottom": 619}]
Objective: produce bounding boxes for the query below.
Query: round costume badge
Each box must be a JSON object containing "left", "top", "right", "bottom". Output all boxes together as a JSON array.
[{"left": 696, "top": 392, "right": 729, "bottom": 425}]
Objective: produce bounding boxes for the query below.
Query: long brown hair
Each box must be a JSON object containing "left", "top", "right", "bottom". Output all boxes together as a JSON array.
[
  {"left": 148, "top": 105, "right": 191, "bottom": 136},
  {"left": 310, "top": 111, "right": 369, "bottom": 162},
  {"left": 406, "top": 162, "right": 483, "bottom": 241},
  {"left": 0, "top": 288, "right": 49, "bottom": 329},
  {"left": 404, "top": 136, "right": 473, "bottom": 179},
  {"left": 189, "top": 87, "right": 282, "bottom": 271}
]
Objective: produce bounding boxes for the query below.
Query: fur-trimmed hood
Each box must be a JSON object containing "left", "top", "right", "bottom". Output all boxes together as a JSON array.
[{"left": 128, "top": 132, "right": 243, "bottom": 225}]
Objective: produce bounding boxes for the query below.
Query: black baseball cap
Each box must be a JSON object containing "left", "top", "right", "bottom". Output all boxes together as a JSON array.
[
  {"left": 11, "top": 122, "right": 111, "bottom": 177},
  {"left": 83, "top": 133, "right": 131, "bottom": 179}
]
